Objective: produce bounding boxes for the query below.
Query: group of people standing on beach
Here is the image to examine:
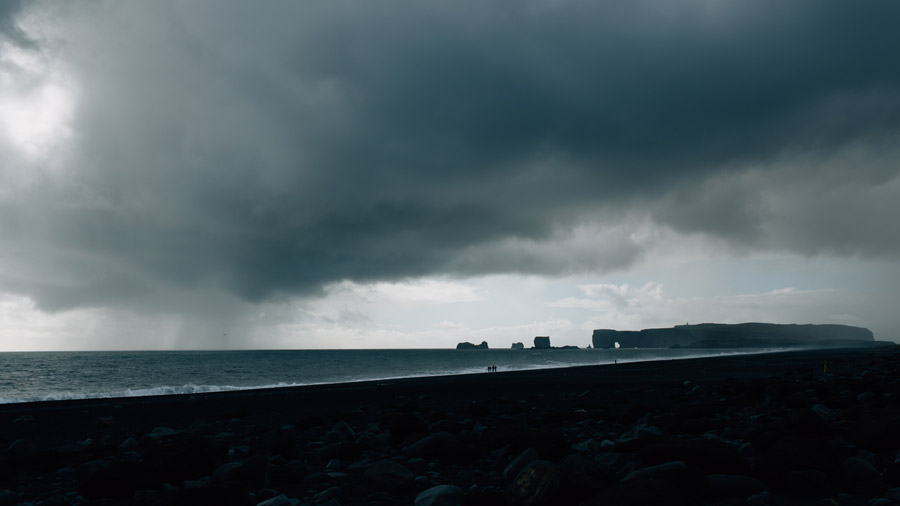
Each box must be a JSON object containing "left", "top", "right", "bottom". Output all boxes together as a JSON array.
[{"left": 486, "top": 365, "right": 498, "bottom": 372}]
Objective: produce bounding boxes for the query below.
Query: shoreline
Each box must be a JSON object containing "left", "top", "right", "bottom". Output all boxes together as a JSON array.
[
  {"left": 2, "top": 345, "right": 899, "bottom": 505},
  {"left": 0, "top": 345, "right": 827, "bottom": 407}
]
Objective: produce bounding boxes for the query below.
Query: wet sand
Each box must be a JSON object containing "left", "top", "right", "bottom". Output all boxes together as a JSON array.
[{"left": 1, "top": 345, "right": 899, "bottom": 505}]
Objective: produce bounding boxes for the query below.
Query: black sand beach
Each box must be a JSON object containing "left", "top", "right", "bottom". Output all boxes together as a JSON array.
[{"left": 2, "top": 346, "right": 900, "bottom": 505}]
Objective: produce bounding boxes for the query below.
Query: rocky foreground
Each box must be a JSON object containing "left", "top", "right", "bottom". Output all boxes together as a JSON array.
[{"left": 2, "top": 346, "right": 900, "bottom": 506}]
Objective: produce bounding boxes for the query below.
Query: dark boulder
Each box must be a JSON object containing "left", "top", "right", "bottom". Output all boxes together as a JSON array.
[
  {"left": 415, "top": 484, "right": 464, "bottom": 506},
  {"left": 407, "top": 432, "right": 457, "bottom": 459},
  {"left": 142, "top": 432, "right": 227, "bottom": 483},
  {"left": 637, "top": 438, "right": 747, "bottom": 474},
  {"left": 380, "top": 411, "right": 428, "bottom": 441},
  {"left": 507, "top": 460, "right": 560, "bottom": 506},
  {"left": 0, "top": 490, "right": 22, "bottom": 506},
  {"left": 706, "top": 473, "right": 769, "bottom": 501},
  {"left": 363, "top": 459, "right": 415, "bottom": 490},
  {"left": 583, "top": 461, "right": 706, "bottom": 506},
  {"left": 504, "top": 448, "right": 539, "bottom": 480},
  {"left": 76, "top": 457, "right": 156, "bottom": 499},
  {"left": 556, "top": 454, "right": 613, "bottom": 502},
  {"left": 212, "top": 454, "right": 270, "bottom": 491}
]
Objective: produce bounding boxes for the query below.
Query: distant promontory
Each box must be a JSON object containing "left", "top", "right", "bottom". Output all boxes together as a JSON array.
[{"left": 592, "top": 323, "right": 876, "bottom": 349}]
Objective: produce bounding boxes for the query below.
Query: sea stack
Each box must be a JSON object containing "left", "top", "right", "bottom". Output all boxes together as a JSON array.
[
  {"left": 511, "top": 342, "right": 525, "bottom": 350},
  {"left": 456, "top": 341, "right": 489, "bottom": 350},
  {"left": 533, "top": 336, "right": 550, "bottom": 349}
]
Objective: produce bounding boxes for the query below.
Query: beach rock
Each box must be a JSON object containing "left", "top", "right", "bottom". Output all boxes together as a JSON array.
[
  {"left": 504, "top": 448, "right": 539, "bottom": 480},
  {"left": 256, "top": 494, "right": 299, "bottom": 506},
  {"left": 212, "top": 462, "right": 243, "bottom": 482},
  {"left": 301, "top": 471, "right": 332, "bottom": 486},
  {"left": 508, "top": 431, "right": 572, "bottom": 463},
  {"left": 594, "top": 451, "right": 629, "bottom": 476},
  {"left": 354, "top": 432, "right": 380, "bottom": 450},
  {"left": 184, "top": 476, "right": 210, "bottom": 488},
  {"left": 885, "top": 462, "right": 900, "bottom": 486},
  {"left": 706, "top": 473, "right": 769, "bottom": 500},
  {"left": 380, "top": 411, "right": 428, "bottom": 440},
  {"left": 118, "top": 437, "right": 138, "bottom": 451},
  {"left": 583, "top": 460, "right": 706, "bottom": 506},
  {"left": 269, "top": 460, "right": 309, "bottom": 487},
  {"left": 507, "top": 460, "right": 559, "bottom": 506},
  {"left": 623, "top": 460, "right": 691, "bottom": 482},
  {"left": 858, "top": 391, "right": 877, "bottom": 402},
  {"left": 850, "top": 414, "right": 900, "bottom": 452},
  {"left": 363, "top": 459, "right": 414, "bottom": 489},
  {"left": 759, "top": 436, "right": 840, "bottom": 484},
  {"left": 785, "top": 409, "right": 832, "bottom": 437},
  {"left": 318, "top": 441, "right": 362, "bottom": 461},
  {"left": 615, "top": 424, "right": 663, "bottom": 450},
  {"left": 55, "top": 467, "right": 76, "bottom": 482},
  {"left": 632, "top": 424, "right": 662, "bottom": 439},
  {"left": 143, "top": 432, "right": 227, "bottom": 483},
  {"left": 785, "top": 468, "right": 831, "bottom": 496},
  {"left": 59, "top": 438, "right": 94, "bottom": 454},
  {"left": 325, "top": 430, "right": 349, "bottom": 443},
  {"left": 858, "top": 449, "right": 890, "bottom": 472},
  {"left": 428, "top": 419, "right": 462, "bottom": 434},
  {"left": 746, "top": 491, "right": 780, "bottom": 506},
  {"left": 414, "top": 484, "right": 464, "bottom": 506},
  {"left": 262, "top": 429, "right": 298, "bottom": 459},
  {"left": 0, "top": 490, "right": 22, "bottom": 506},
  {"left": 212, "top": 455, "right": 271, "bottom": 491},
  {"left": 144, "top": 426, "right": 177, "bottom": 439},
  {"left": 844, "top": 456, "right": 882, "bottom": 484},
  {"left": 407, "top": 432, "right": 457, "bottom": 459},
  {"left": 313, "top": 486, "right": 341, "bottom": 503},
  {"left": 571, "top": 438, "right": 601, "bottom": 454},
  {"left": 332, "top": 421, "right": 356, "bottom": 440},
  {"left": 32, "top": 492, "right": 71, "bottom": 506},
  {"left": 885, "top": 487, "right": 900, "bottom": 501},
  {"left": 160, "top": 483, "right": 251, "bottom": 506},
  {"left": 1, "top": 439, "right": 33, "bottom": 463},
  {"left": 234, "top": 454, "right": 271, "bottom": 491},
  {"left": 637, "top": 438, "right": 746, "bottom": 474},
  {"left": 556, "top": 454, "right": 612, "bottom": 502},
  {"left": 295, "top": 415, "right": 325, "bottom": 430},
  {"left": 76, "top": 457, "right": 153, "bottom": 498},
  {"left": 811, "top": 403, "right": 839, "bottom": 424}
]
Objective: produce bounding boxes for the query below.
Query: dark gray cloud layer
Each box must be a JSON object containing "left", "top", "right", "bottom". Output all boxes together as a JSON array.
[{"left": 2, "top": 0, "right": 900, "bottom": 311}]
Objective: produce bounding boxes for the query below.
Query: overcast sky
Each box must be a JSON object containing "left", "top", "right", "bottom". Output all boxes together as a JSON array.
[{"left": 1, "top": 0, "right": 898, "bottom": 350}]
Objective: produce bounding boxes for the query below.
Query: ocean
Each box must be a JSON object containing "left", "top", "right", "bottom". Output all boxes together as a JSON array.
[{"left": 0, "top": 347, "right": 787, "bottom": 404}]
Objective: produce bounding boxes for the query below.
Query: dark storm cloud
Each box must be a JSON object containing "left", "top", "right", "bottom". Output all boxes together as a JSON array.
[
  {"left": 0, "top": 0, "right": 30, "bottom": 46},
  {"left": 3, "top": 0, "right": 900, "bottom": 310}
]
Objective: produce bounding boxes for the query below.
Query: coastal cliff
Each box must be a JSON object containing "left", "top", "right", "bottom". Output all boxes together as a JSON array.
[{"left": 592, "top": 323, "right": 875, "bottom": 349}]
